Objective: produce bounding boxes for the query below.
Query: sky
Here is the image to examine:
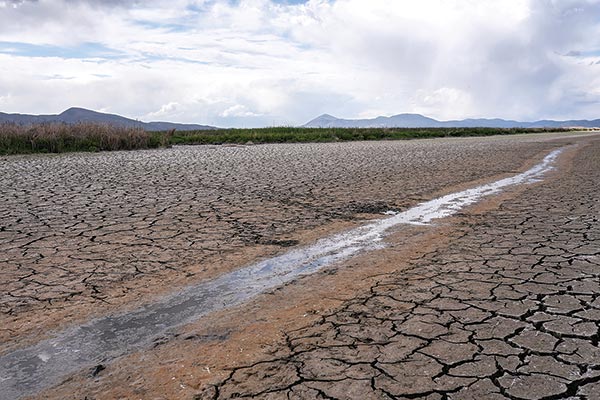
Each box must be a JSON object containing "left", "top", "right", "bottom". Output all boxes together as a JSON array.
[{"left": 0, "top": 0, "right": 599, "bottom": 128}]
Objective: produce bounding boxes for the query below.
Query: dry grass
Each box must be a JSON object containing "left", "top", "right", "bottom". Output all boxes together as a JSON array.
[
  {"left": 0, "top": 123, "right": 574, "bottom": 155},
  {"left": 0, "top": 123, "right": 163, "bottom": 155}
]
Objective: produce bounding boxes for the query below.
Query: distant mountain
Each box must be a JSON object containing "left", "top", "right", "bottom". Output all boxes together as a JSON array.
[
  {"left": 0, "top": 107, "right": 216, "bottom": 131},
  {"left": 303, "top": 113, "right": 600, "bottom": 129}
]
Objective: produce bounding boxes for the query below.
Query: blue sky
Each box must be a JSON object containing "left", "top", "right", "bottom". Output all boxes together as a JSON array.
[{"left": 0, "top": 0, "right": 599, "bottom": 127}]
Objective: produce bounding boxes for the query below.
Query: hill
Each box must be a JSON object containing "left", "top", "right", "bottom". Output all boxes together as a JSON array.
[
  {"left": 0, "top": 107, "right": 216, "bottom": 131},
  {"left": 303, "top": 113, "right": 600, "bottom": 128}
]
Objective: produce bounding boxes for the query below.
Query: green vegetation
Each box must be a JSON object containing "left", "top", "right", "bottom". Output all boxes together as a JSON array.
[
  {"left": 170, "top": 126, "right": 572, "bottom": 145},
  {"left": 0, "top": 123, "right": 574, "bottom": 155}
]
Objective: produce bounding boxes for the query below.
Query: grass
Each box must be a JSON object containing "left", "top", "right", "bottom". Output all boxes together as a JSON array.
[
  {"left": 170, "top": 126, "right": 572, "bottom": 145},
  {"left": 0, "top": 123, "right": 166, "bottom": 155},
  {"left": 0, "top": 123, "right": 575, "bottom": 155}
]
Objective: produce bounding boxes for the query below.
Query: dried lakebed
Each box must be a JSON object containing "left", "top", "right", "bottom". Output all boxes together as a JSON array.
[
  {"left": 1, "top": 135, "right": 570, "bottom": 347},
  {"left": 0, "top": 146, "right": 568, "bottom": 399},
  {"left": 201, "top": 136, "right": 600, "bottom": 400}
]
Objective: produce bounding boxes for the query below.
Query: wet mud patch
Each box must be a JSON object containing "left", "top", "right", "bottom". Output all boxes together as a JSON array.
[
  {"left": 340, "top": 201, "right": 400, "bottom": 216},
  {"left": 257, "top": 239, "right": 300, "bottom": 247}
]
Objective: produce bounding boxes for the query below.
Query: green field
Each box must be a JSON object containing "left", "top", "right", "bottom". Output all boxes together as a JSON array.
[
  {"left": 0, "top": 123, "right": 575, "bottom": 155},
  {"left": 169, "top": 126, "right": 570, "bottom": 145}
]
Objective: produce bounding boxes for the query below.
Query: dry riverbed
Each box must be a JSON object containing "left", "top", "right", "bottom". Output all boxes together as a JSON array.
[{"left": 1, "top": 132, "right": 598, "bottom": 399}]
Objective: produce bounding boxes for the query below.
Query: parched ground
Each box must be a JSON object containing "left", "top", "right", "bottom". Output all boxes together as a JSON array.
[
  {"left": 3, "top": 132, "right": 600, "bottom": 400},
  {"left": 0, "top": 135, "right": 569, "bottom": 349},
  {"left": 192, "top": 137, "right": 600, "bottom": 399},
  {"left": 26, "top": 133, "right": 599, "bottom": 400}
]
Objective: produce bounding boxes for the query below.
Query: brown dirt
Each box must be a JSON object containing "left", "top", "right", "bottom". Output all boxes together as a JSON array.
[
  {"left": 29, "top": 132, "right": 600, "bottom": 399},
  {"left": 1, "top": 133, "right": 579, "bottom": 351}
]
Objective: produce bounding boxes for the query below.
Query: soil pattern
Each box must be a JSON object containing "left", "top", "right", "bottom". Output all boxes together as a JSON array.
[
  {"left": 197, "top": 138, "right": 600, "bottom": 399},
  {"left": 1, "top": 137, "right": 566, "bottom": 348}
]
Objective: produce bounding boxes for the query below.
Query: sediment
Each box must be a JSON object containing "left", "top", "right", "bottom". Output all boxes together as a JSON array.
[{"left": 1, "top": 132, "right": 598, "bottom": 399}]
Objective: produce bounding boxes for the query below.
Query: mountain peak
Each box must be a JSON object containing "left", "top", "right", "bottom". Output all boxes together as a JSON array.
[
  {"left": 0, "top": 107, "right": 216, "bottom": 131},
  {"left": 316, "top": 113, "right": 338, "bottom": 120},
  {"left": 302, "top": 113, "right": 341, "bottom": 127},
  {"left": 302, "top": 113, "right": 600, "bottom": 128},
  {"left": 303, "top": 112, "right": 440, "bottom": 128},
  {"left": 60, "top": 107, "right": 96, "bottom": 115}
]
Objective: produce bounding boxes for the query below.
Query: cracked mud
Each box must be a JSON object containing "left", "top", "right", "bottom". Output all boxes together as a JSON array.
[
  {"left": 0, "top": 136, "right": 566, "bottom": 349},
  {"left": 194, "top": 137, "right": 600, "bottom": 400},
  {"left": 2, "top": 132, "right": 599, "bottom": 400},
  {"left": 0, "top": 145, "right": 570, "bottom": 400}
]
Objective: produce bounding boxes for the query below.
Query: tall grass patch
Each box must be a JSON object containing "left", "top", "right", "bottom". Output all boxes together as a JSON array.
[
  {"left": 170, "top": 126, "right": 571, "bottom": 145},
  {"left": 0, "top": 123, "right": 574, "bottom": 155},
  {"left": 0, "top": 123, "right": 162, "bottom": 155}
]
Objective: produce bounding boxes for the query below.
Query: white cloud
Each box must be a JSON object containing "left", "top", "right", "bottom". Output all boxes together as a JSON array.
[
  {"left": 0, "top": 0, "right": 599, "bottom": 126},
  {"left": 411, "top": 88, "right": 474, "bottom": 120},
  {"left": 220, "top": 104, "right": 262, "bottom": 118},
  {"left": 145, "top": 101, "right": 180, "bottom": 119}
]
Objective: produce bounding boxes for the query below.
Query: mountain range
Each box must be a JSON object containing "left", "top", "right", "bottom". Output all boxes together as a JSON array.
[
  {"left": 0, "top": 108, "right": 215, "bottom": 131},
  {"left": 2, "top": 108, "right": 599, "bottom": 130},
  {"left": 303, "top": 113, "right": 600, "bottom": 129}
]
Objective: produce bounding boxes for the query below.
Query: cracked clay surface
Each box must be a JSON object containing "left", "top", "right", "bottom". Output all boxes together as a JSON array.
[
  {"left": 1, "top": 136, "right": 568, "bottom": 348},
  {"left": 194, "top": 138, "right": 600, "bottom": 399}
]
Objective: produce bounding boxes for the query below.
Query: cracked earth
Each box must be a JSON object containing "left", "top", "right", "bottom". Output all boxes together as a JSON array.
[
  {"left": 0, "top": 135, "right": 567, "bottom": 349},
  {"left": 190, "top": 137, "right": 600, "bottom": 400},
  {"left": 2, "top": 132, "right": 599, "bottom": 400}
]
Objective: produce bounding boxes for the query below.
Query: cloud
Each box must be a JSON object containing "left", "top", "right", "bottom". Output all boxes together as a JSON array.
[
  {"left": 220, "top": 104, "right": 262, "bottom": 118},
  {"left": 0, "top": 0, "right": 599, "bottom": 127},
  {"left": 411, "top": 88, "right": 474, "bottom": 121},
  {"left": 145, "top": 101, "right": 180, "bottom": 119}
]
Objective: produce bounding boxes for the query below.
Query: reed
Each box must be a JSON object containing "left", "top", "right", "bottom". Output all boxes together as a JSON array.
[
  {"left": 0, "top": 122, "right": 162, "bottom": 155},
  {"left": 0, "top": 123, "right": 573, "bottom": 155},
  {"left": 170, "top": 126, "right": 572, "bottom": 145}
]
